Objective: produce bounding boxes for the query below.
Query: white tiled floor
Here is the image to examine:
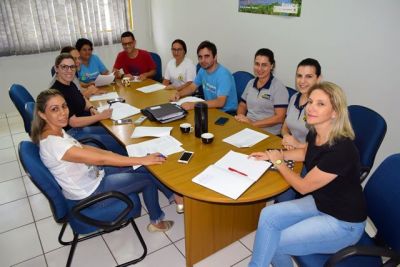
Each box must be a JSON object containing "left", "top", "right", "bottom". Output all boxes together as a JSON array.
[{"left": 0, "top": 114, "right": 257, "bottom": 267}]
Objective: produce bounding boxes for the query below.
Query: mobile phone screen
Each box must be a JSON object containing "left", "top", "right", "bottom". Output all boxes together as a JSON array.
[
  {"left": 115, "top": 118, "right": 132, "bottom": 125},
  {"left": 178, "top": 151, "right": 193, "bottom": 163},
  {"left": 215, "top": 117, "right": 229, "bottom": 125}
]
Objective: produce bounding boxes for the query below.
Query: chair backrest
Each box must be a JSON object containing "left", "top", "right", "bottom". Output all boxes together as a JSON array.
[
  {"left": 50, "top": 66, "right": 56, "bottom": 77},
  {"left": 348, "top": 105, "right": 387, "bottom": 181},
  {"left": 286, "top": 86, "right": 297, "bottom": 101},
  {"left": 364, "top": 153, "right": 400, "bottom": 252},
  {"left": 233, "top": 71, "right": 254, "bottom": 100},
  {"left": 24, "top": 102, "right": 35, "bottom": 135},
  {"left": 18, "top": 141, "right": 68, "bottom": 222},
  {"left": 150, "top": 52, "right": 162, "bottom": 83},
  {"left": 196, "top": 63, "right": 201, "bottom": 73},
  {"left": 9, "top": 84, "right": 35, "bottom": 133}
]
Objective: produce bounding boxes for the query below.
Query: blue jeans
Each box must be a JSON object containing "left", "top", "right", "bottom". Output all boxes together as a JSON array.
[
  {"left": 135, "top": 166, "right": 175, "bottom": 203},
  {"left": 92, "top": 166, "right": 165, "bottom": 224},
  {"left": 67, "top": 126, "right": 127, "bottom": 156},
  {"left": 249, "top": 195, "right": 366, "bottom": 267}
]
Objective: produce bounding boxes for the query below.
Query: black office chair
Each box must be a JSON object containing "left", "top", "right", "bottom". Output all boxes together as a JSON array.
[
  {"left": 19, "top": 141, "right": 147, "bottom": 267},
  {"left": 150, "top": 52, "right": 162, "bottom": 83},
  {"left": 348, "top": 105, "right": 387, "bottom": 182},
  {"left": 9, "top": 84, "right": 35, "bottom": 134},
  {"left": 294, "top": 153, "right": 400, "bottom": 267},
  {"left": 233, "top": 71, "right": 254, "bottom": 101}
]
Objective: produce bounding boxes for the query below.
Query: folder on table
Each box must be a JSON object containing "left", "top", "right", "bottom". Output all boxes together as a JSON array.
[{"left": 141, "top": 103, "right": 187, "bottom": 123}]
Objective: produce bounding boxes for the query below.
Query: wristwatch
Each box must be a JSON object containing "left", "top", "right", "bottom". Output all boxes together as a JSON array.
[{"left": 274, "top": 159, "right": 283, "bottom": 167}]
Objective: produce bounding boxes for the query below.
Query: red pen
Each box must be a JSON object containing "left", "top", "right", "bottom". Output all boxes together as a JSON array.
[{"left": 228, "top": 167, "right": 248, "bottom": 176}]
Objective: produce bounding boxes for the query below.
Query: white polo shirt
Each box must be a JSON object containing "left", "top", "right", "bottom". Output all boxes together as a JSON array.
[{"left": 164, "top": 57, "right": 196, "bottom": 87}]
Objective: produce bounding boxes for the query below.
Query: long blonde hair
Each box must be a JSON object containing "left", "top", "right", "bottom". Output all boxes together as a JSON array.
[
  {"left": 307, "top": 82, "right": 354, "bottom": 145},
  {"left": 30, "top": 89, "right": 64, "bottom": 144}
]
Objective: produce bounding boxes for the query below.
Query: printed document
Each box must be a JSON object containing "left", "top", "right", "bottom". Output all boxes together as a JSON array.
[
  {"left": 126, "top": 136, "right": 183, "bottom": 169},
  {"left": 89, "top": 92, "right": 119, "bottom": 101},
  {"left": 131, "top": 126, "right": 173, "bottom": 138},
  {"left": 137, "top": 83, "right": 166, "bottom": 93},
  {"left": 97, "top": 102, "right": 140, "bottom": 120},
  {"left": 223, "top": 128, "right": 269, "bottom": 148},
  {"left": 192, "top": 150, "right": 272, "bottom": 199},
  {"left": 94, "top": 73, "right": 115, "bottom": 87},
  {"left": 173, "top": 96, "right": 205, "bottom": 106}
]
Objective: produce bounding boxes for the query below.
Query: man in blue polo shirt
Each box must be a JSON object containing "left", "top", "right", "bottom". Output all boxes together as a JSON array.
[{"left": 171, "top": 40, "right": 237, "bottom": 113}]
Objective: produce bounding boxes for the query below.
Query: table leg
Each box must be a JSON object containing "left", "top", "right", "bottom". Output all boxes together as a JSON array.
[{"left": 183, "top": 196, "right": 265, "bottom": 267}]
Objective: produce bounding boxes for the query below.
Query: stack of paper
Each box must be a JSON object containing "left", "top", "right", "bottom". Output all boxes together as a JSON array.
[
  {"left": 174, "top": 96, "right": 205, "bottom": 106},
  {"left": 130, "top": 126, "right": 173, "bottom": 138},
  {"left": 223, "top": 128, "right": 269, "bottom": 148},
  {"left": 137, "top": 83, "right": 166, "bottom": 93},
  {"left": 126, "top": 136, "right": 184, "bottom": 169},
  {"left": 97, "top": 102, "right": 140, "bottom": 120},
  {"left": 192, "top": 150, "right": 272, "bottom": 199},
  {"left": 94, "top": 73, "right": 115, "bottom": 87},
  {"left": 89, "top": 92, "right": 119, "bottom": 101}
]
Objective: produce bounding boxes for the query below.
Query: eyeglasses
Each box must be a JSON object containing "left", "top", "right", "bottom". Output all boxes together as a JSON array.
[
  {"left": 122, "top": 41, "right": 134, "bottom": 47},
  {"left": 58, "top": 64, "right": 77, "bottom": 71},
  {"left": 171, "top": 48, "right": 183, "bottom": 52}
]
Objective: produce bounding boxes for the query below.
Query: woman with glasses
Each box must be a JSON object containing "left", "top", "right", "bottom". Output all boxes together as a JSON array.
[
  {"left": 31, "top": 89, "right": 174, "bottom": 232},
  {"left": 162, "top": 39, "right": 196, "bottom": 91},
  {"left": 50, "top": 53, "right": 124, "bottom": 155},
  {"left": 234, "top": 48, "right": 288, "bottom": 135},
  {"left": 75, "top": 38, "right": 110, "bottom": 86}
]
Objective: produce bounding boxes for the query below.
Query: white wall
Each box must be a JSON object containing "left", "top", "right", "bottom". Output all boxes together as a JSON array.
[
  {"left": 150, "top": 0, "right": 400, "bottom": 173},
  {"left": 0, "top": 0, "right": 153, "bottom": 114}
]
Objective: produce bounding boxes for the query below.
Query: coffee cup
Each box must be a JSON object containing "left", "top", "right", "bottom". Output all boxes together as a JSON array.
[
  {"left": 201, "top": 132, "right": 214, "bottom": 144},
  {"left": 122, "top": 77, "right": 131, "bottom": 86},
  {"left": 180, "top": 123, "right": 193, "bottom": 134}
]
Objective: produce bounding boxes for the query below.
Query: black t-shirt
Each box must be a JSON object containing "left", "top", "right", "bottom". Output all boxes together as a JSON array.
[
  {"left": 51, "top": 80, "right": 90, "bottom": 130},
  {"left": 305, "top": 132, "right": 367, "bottom": 222}
]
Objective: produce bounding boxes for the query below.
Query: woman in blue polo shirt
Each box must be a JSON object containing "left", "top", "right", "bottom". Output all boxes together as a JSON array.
[
  {"left": 75, "top": 38, "right": 110, "bottom": 86},
  {"left": 235, "top": 48, "right": 288, "bottom": 135}
]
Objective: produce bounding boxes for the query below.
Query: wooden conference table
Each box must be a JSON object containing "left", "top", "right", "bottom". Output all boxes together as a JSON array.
[{"left": 94, "top": 79, "right": 301, "bottom": 266}]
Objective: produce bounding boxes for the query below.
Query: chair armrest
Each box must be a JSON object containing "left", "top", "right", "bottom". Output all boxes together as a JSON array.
[
  {"left": 72, "top": 191, "right": 133, "bottom": 231},
  {"left": 359, "top": 166, "right": 370, "bottom": 183},
  {"left": 325, "top": 245, "right": 400, "bottom": 267},
  {"left": 78, "top": 137, "right": 107, "bottom": 150}
]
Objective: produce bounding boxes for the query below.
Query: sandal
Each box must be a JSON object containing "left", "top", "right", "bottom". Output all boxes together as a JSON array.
[{"left": 147, "top": 220, "right": 174, "bottom": 233}]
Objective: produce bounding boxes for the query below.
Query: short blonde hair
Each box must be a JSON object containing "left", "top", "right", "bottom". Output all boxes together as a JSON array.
[{"left": 308, "top": 82, "right": 354, "bottom": 145}]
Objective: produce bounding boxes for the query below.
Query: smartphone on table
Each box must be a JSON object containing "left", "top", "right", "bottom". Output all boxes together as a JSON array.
[
  {"left": 114, "top": 118, "right": 132, "bottom": 125},
  {"left": 215, "top": 117, "right": 229, "bottom": 125},
  {"left": 178, "top": 151, "right": 194, "bottom": 164}
]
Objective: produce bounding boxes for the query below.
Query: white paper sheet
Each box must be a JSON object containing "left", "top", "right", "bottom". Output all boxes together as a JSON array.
[
  {"left": 97, "top": 102, "right": 140, "bottom": 120},
  {"left": 130, "top": 126, "right": 173, "bottom": 138},
  {"left": 223, "top": 128, "right": 269, "bottom": 148},
  {"left": 192, "top": 150, "right": 272, "bottom": 199},
  {"left": 174, "top": 96, "right": 205, "bottom": 106},
  {"left": 126, "top": 136, "right": 184, "bottom": 169},
  {"left": 94, "top": 73, "right": 115, "bottom": 87},
  {"left": 126, "top": 136, "right": 183, "bottom": 158},
  {"left": 89, "top": 92, "right": 119, "bottom": 101},
  {"left": 137, "top": 83, "right": 166, "bottom": 93}
]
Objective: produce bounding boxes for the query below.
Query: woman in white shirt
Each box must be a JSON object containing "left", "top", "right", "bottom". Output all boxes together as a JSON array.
[
  {"left": 163, "top": 39, "right": 196, "bottom": 91},
  {"left": 31, "top": 89, "right": 174, "bottom": 232}
]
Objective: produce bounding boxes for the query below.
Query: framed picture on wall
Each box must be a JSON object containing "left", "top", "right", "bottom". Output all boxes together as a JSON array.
[{"left": 239, "top": 0, "right": 302, "bottom": 17}]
